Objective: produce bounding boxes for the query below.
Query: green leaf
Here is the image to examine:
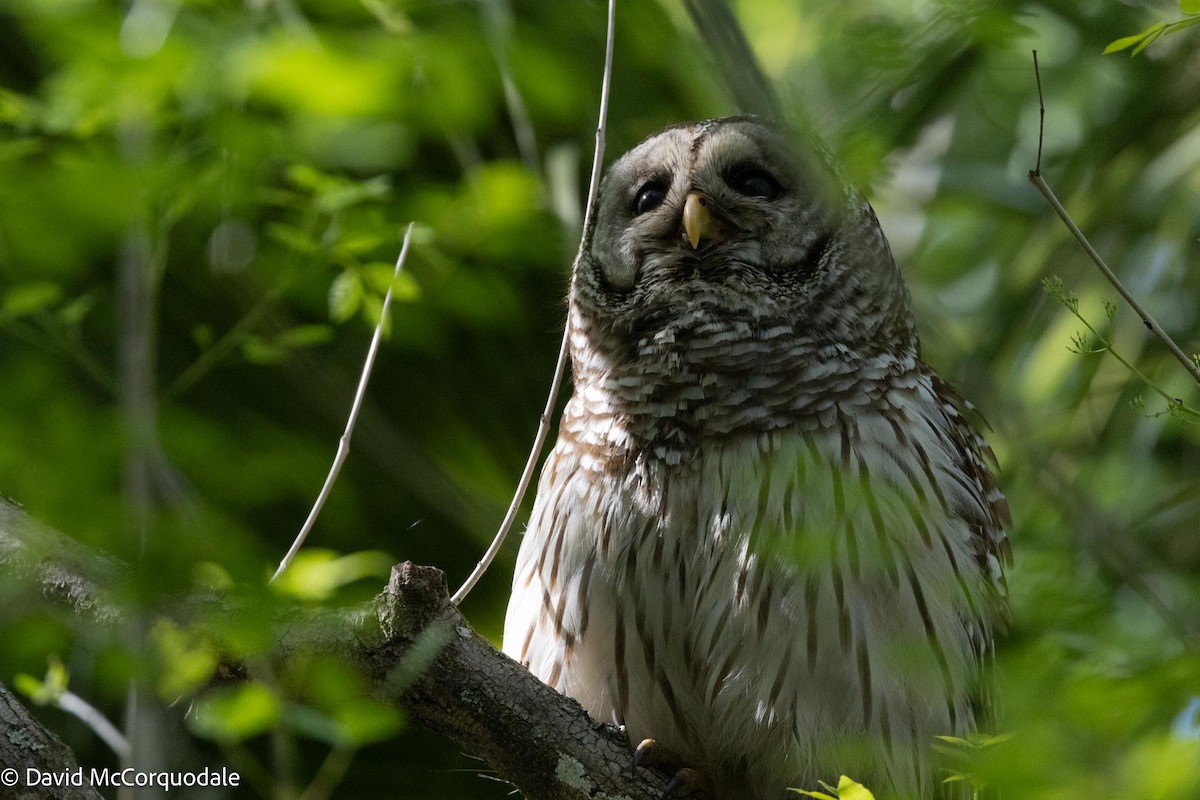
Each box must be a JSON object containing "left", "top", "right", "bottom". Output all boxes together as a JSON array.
[
  {"left": 258, "top": 187, "right": 303, "bottom": 208},
  {"left": 288, "top": 700, "right": 404, "bottom": 747},
  {"left": 193, "top": 561, "right": 234, "bottom": 592},
  {"left": 833, "top": 776, "right": 876, "bottom": 800},
  {"left": 276, "top": 324, "right": 335, "bottom": 349},
  {"left": 284, "top": 705, "right": 346, "bottom": 745},
  {"left": 265, "top": 222, "right": 319, "bottom": 254},
  {"left": 363, "top": 262, "right": 421, "bottom": 301},
  {"left": 190, "top": 683, "right": 281, "bottom": 742},
  {"left": 287, "top": 164, "right": 391, "bottom": 214},
  {"left": 14, "top": 656, "right": 70, "bottom": 705},
  {"left": 329, "top": 270, "right": 363, "bottom": 322},
  {"left": 1103, "top": 33, "right": 1146, "bottom": 54},
  {"left": 791, "top": 777, "right": 875, "bottom": 800},
  {"left": 0, "top": 138, "right": 44, "bottom": 162},
  {"left": 1169, "top": 15, "right": 1200, "bottom": 33},
  {"left": 0, "top": 88, "right": 38, "bottom": 126},
  {"left": 192, "top": 323, "right": 214, "bottom": 348},
  {"left": 1182, "top": 0, "right": 1200, "bottom": 15},
  {"left": 314, "top": 175, "right": 391, "bottom": 214},
  {"left": 362, "top": 293, "right": 389, "bottom": 336},
  {"left": 974, "top": 731, "right": 1015, "bottom": 747},
  {"left": 56, "top": 293, "right": 95, "bottom": 326},
  {"left": 334, "top": 699, "right": 404, "bottom": 745},
  {"left": 271, "top": 550, "right": 394, "bottom": 601},
  {"left": 286, "top": 163, "right": 337, "bottom": 193},
  {"left": 13, "top": 673, "right": 47, "bottom": 702},
  {"left": 935, "top": 735, "right": 975, "bottom": 747},
  {"left": 2, "top": 281, "right": 62, "bottom": 319},
  {"left": 332, "top": 232, "right": 387, "bottom": 259},
  {"left": 153, "top": 620, "right": 219, "bottom": 699},
  {"left": 1104, "top": 21, "right": 1165, "bottom": 54},
  {"left": 241, "top": 335, "right": 289, "bottom": 364},
  {"left": 1131, "top": 28, "right": 1166, "bottom": 55}
]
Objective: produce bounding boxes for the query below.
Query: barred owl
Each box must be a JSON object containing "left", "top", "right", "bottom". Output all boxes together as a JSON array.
[{"left": 503, "top": 117, "right": 1010, "bottom": 799}]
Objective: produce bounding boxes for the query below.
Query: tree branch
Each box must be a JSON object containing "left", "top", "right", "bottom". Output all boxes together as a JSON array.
[
  {"left": 0, "top": 500, "right": 127, "bottom": 626},
  {"left": 0, "top": 501, "right": 667, "bottom": 799},
  {"left": 366, "top": 563, "right": 669, "bottom": 800}
]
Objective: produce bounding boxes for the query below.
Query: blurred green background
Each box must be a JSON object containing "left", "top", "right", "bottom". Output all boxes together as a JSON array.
[{"left": 1, "top": 0, "right": 1198, "bottom": 797}]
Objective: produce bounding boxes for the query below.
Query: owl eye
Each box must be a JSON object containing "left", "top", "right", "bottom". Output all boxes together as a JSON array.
[
  {"left": 728, "top": 167, "right": 780, "bottom": 200},
  {"left": 632, "top": 180, "right": 668, "bottom": 215}
]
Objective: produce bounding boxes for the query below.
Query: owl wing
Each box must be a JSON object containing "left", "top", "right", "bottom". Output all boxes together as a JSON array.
[
  {"left": 928, "top": 371, "right": 1012, "bottom": 736},
  {"left": 930, "top": 372, "right": 1012, "bottom": 620}
]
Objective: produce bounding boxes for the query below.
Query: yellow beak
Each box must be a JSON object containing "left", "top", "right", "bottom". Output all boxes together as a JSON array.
[{"left": 683, "top": 191, "right": 720, "bottom": 250}]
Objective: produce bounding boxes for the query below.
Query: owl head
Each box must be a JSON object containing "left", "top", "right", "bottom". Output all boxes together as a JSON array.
[{"left": 570, "top": 117, "right": 917, "bottom": 378}]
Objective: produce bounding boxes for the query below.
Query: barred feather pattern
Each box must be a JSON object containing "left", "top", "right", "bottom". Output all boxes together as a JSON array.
[{"left": 503, "top": 118, "right": 1009, "bottom": 800}]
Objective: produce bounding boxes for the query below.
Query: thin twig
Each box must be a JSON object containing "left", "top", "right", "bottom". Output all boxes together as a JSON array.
[
  {"left": 449, "top": 326, "right": 569, "bottom": 605},
  {"left": 271, "top": 223, "right": 415, "bottom": 582},
  {"left": 449, "top": 0, "right": 617, "bottom": 606},
  {"left": 6, "top": 316, "right": 117, "bottom": 396},
  {"left": 165, "top": 284, "right": 286, "bottom": 401},
  {"left": 583, "top": 0, "right": 618, "bottom": 234},
  {"left": 478, "top": 0, "right": 541, "bottom": 175},
  {"left": 296, "top": 746, "right": 355, "bottom": 800},
  {"left": 1055, "top": 293, "right": 1200, "bottom": 419},
  {"left": 1032, "top": 50, "right": 1043, "bottom": 176},
  {"left": 1028, "top": 54, "right": 1200, "bottom": 388},
  {"left": 58, "top": 690, "right": 131, "bottom": 760}
]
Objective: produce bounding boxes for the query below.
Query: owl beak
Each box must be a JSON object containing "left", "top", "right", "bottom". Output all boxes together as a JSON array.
[{"left": 682, "top": 191, "right": 721, "bottom": 250}]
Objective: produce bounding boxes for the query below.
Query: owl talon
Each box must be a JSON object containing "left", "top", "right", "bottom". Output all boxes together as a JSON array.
[
  {"left": 663, "top": 767, "right": 713, "bottom": 800},
  {"left": 634, "top": 737, "right": 678, "bottom": 771},
  {"left": 633, "top": 740, "right": 713, "bottom": 800}
]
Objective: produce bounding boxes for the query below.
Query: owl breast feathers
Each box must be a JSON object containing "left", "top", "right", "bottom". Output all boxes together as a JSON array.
[{"left": 503, "top": 117, "right": 1010, "bottom": 800}]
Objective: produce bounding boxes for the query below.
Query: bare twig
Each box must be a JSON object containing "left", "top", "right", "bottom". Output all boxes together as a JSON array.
[
  {"left": 450, "top": 325, "right": 570, "bottom": 605},
  {"left": 582, "top": 0, "right": 618, "bottom": 234},
  {"left": 271, "top": 223, "right": 416, "bottom": 582},
  {"left": 57, "top": 690, "right": 132, "bottom": 760},
  {"left": 450, "top": 0, "right": 617, "bottom": 605},
  {"left": 1028, "top": 52, "right": 1200, "bottom": 388},
  {"left": 478, "top": 0, "right": 541, "bottom": 174},
  {"left": 1032, "top": 50, "right": 1044, "bottom": 176}
]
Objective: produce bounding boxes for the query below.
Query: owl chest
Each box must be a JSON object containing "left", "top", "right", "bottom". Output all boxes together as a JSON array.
[{"left": 515, "top": 411, "right": 983, "bottom": 750}]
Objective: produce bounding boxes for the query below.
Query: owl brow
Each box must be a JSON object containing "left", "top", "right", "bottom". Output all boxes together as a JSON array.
[
  {"left": 628, "top": 170, "right": 671, "bottom": 198},
  {"left": 709, "top": 146, "right": 771, "bottom": 182},
  {"left": 722, "top": 157, "right": 768, "bottom": 177}
]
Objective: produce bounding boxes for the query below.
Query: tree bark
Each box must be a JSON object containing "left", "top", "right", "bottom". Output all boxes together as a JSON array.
[
  {"left": 0, "top": 681, "right": 104, "bottom": 800},
  {"left": 364, "top": 562, "right": 670, "bottom": 799}
]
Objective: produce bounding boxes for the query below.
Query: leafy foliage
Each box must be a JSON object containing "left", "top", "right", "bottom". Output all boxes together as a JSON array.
[
  {"left": 793, "top": 774, "right": 877, "bottom": 800},
  {"left": 0, "top": 0, "right": 1198, "bottom": 798},
  {"left": 1104, "top": 1, "right": 1200, "bottom": 56}
]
